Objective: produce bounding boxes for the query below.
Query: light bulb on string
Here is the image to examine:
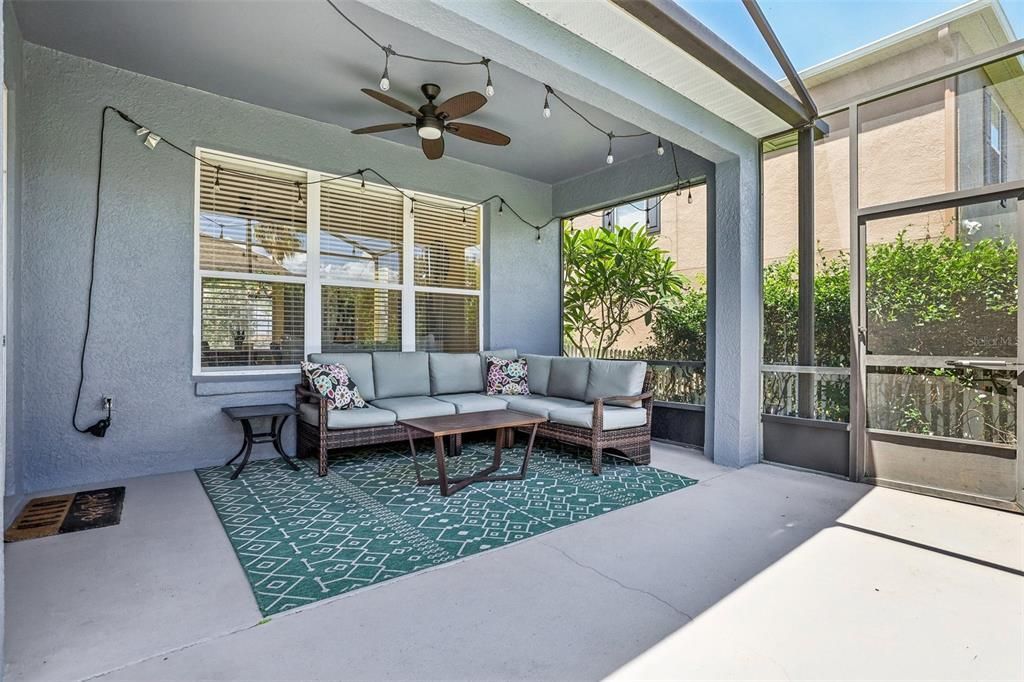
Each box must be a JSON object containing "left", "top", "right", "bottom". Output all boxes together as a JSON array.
[
  {"left": 359, "top": 171, "right": 366, "bottom": 193},
  {"left": 687, "top": 186, "right": 693, "bottom": 204},
  {"left": 542, "top": 93, "right": 551, "bottom": 119},
  {"left": 294, "top": 182, "right": 304, "bottom": 207},
  {"left": 606, "top": 134, "right": 614, "bottom": 165},
  {"left": 656, "top": 138, "right": 664, "bottom": 156},
  {"left": 213, "top": 166, "right": 221, "bottom": 193},
  {"left": 498, "top": 199, "right": 504, "bottom": 214},
  {"left": 379, "top": 49, "right": 391, "bottom": 91}
]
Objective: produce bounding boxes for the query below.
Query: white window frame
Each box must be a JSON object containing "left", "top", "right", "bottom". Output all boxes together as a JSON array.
[{"left": 192, "top": 148, "right": 485, "bottom": 377}]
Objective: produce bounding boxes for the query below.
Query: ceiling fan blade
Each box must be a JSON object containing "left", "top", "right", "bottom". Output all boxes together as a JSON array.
[
  {"left": 435, "top": 91, "right": 487, "bottom": 120},
  {"left": 360, "top": 88, "right": 419, "bottom": 117},
  {"left": 422, "top": 136, "right": 444, "bottom": 160},
  {"left": 351, "top": 122, "right": 415, "bottom": 134},
  {"left": 445, "top": 123, "right": 511, "bottom": 146}
]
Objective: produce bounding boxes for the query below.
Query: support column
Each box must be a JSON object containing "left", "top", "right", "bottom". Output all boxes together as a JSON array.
[
  {"left": 708, "top": 148, "right": 761, "bottom": 468},
  {"left": 797, "top": 126, "right": 815, "bottom": 418}
]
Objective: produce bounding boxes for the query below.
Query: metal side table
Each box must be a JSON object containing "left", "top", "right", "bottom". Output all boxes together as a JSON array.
[{"left": 221, "top": 404, "right": 300, "bottom": 479}]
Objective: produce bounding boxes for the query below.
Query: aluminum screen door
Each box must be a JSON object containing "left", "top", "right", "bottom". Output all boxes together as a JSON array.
[{"left": 856, "top": 194, "right": 1023, "bottom": 511}]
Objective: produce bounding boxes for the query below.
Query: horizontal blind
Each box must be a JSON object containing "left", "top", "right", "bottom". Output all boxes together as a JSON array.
[
  {"left": 413, "top": 199, "right": 481, "bottom": 290},
  {"left": 415, "top": 291, "right": 480, "bottom": 352},
  {"left": 198, "top": 153, "right": 307, "bottom": 277},
  {"left": 321, "top": 180, "right": 404, "bottom": 284},
  {"left": 322, "top": 285, "right": 401, "bottom": 352},
  {"left": 200, "top": 278, "right": 304, "bottom": 368}
]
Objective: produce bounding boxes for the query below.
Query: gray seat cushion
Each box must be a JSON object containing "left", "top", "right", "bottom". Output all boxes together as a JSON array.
[
  {"left": 585, "top": 359, "right": 647, "bottom": 407},
  {"left": 503, "top": 395, "right": 587, "bottom": 417},
  {"left": 429, "top": 353, "right": 485, "bottom": 395},
  {"left": 298, "top": 403, "right": 396, "bottom": 429},
  {"left": 434, "top": 393, "right": 509, "bottom": 414},
  {"left": 547, "top": 357, "right": 591, "bottom": 401},
  {"left": 370, "top": 396, "right": 456, "bottom": 420},
  {"left": 548, "top": 405, "right": 647, "bottom": 431},
  {"left": 372, "top": 352, "right": 430, "bottom": 398},
  {"left": 524, "top": 354, "right": 552, "bottom": 396},
  {"left": 307, "top": 352, "right": 375, "bottom": 401}
]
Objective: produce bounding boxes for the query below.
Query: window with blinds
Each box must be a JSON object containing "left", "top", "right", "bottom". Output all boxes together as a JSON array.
[
  {"left": 415, "top": 291, "right": 480, "bottom": 352},
  {"left": 414, "top": 200, "right": 482, "bottom": 289},
  {"left": 322, "top": 285, "right": 401, "bottom": 352},
  {"left": 197, "top": 153, "right": 308, "bottom": 370},
  {"left": 194, "top": 149, "right": 484, "bottom": 374}
]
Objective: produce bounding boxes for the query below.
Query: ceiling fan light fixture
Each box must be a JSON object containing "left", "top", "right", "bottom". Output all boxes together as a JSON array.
[{"left": 417, "top": 120, "right": 443, "bottom": 140}]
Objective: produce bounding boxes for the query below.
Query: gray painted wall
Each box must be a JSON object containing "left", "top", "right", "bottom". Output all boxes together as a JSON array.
[{"left": 12, "top": 43, "right": 558, "bottom": 494}]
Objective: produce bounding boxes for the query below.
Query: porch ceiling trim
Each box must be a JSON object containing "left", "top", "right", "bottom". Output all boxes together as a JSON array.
[{"left": 609, "top": 0, "right": 811, "bottom": 130}]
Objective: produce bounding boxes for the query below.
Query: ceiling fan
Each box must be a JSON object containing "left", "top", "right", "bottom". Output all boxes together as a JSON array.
[{"left": 352, "top": 83, "right": 511, "bottom": 160}]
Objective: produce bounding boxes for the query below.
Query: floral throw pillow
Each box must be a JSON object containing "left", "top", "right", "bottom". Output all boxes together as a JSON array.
[
  {"left": 486, "top": 356, "right": 530, "bottom": 396},
  {"left": 300, "top": 361, "right": 367, "bottom": 410}
]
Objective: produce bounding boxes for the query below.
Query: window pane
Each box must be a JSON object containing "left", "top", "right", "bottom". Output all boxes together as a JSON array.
[
  {"left": 413, "top": 199, "right": 481, "bottom": 289},
  {"left": 320, "top": 179, "right": 403, "bottom": 284},
  {"left": 199, "top": 155, "right": 307, "bottom": 276},
  {"left": 867, "top": 366, "right": 1016, "bottom": 445},
  {"left": 761, "top": 131, "right": 799, "bottom": 366},
  {"left": 200, "top": 278, "right": 304, "bottom": 368},
  {"left": 865, "top": 198, "right": 1017, "bottom": 358},
  {"left": 859, "top": 53, "right": 1024, "bottom": 208},
  {"left": 415, "top": 292, "right": 479, "bottom": 352},
  {"left": 321, "top": 285, "right": 401, "bottom": 352}
]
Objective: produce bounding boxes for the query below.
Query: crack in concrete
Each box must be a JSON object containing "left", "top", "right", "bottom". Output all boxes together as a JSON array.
[{"left": 541, "top": 541, "right": 695, "bottom": 622}]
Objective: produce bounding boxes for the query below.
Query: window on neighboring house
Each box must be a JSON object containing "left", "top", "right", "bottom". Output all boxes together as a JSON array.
[
  {"left": 603, "top": 197, "right": 660, "bottom": 233},
  {"left": 194, "top": 150, "right": 483, "bottom": 374},
  {"left": 984, "top": 88, "right": 1008, "bottom": 185}
]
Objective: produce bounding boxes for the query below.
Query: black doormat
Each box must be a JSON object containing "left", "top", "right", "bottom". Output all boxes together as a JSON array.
[{"left": 4, "top": 487, "right": 125, "bottom": 542}]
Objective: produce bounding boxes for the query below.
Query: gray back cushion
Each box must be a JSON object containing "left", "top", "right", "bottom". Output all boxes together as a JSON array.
[
  {"left": 308, "top": 352, "right": 375, "bottom": 401},
  {"left": 585, "top": 359, "right": 648, "bottom": 407},
  {"left": 429, "top": 353, "right": 485, "bottom": 395},
  {"left": 372, "top": 352, "right": 431, "bottom": 398},
  {"left": 524, "top": 355, "right": 552, "bottom": 396},
  {"left": 547, "top": 357, "right": 591, "bottom": 402},
  {"left": 479, "top": 348, "right": 517, "bottom": 378}
]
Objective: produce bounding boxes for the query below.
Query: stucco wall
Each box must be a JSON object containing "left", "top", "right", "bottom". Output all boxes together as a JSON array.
[{"left": 12, "top": 43, "right": 557, "bottom": 494}]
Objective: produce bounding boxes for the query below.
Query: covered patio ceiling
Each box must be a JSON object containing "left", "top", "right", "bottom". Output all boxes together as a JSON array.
[{"left": 13, "top": 0, "right": 667, "bottom": 184}]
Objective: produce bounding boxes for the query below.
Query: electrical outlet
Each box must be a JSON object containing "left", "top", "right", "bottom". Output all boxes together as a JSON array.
[{"left": 102, "top": 396, "right": 113, "bottom": 411}]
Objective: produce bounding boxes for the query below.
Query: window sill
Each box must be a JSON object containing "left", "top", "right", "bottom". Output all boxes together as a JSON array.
[{"left": 193, "top": 369, "right": 300, "bottom": 397}]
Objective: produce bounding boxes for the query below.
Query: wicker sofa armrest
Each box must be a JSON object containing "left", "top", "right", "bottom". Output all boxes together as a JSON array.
[{"left": 591, "top": 389, "right": 655, "bottom": 430}]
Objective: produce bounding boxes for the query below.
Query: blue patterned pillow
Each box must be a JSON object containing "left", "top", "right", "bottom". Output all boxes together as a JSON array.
[
  {"left": 301, "top": 362, "right": 367, "bottom": 410},
  {"left": 486, "top": 356, "right": 530, "bottom": 396}
]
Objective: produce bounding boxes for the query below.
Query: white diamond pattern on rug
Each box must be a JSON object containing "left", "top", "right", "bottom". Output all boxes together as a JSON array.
[{"left": 198, "top": 441, "right": 696, "bottom": 616}]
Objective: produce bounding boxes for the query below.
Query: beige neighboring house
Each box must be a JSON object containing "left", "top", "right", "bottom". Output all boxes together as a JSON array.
[{"left": 573, "top": 0, "right": 1023, "bottom": 355}]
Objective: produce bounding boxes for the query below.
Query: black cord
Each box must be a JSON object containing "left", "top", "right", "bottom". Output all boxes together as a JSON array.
[{"left": 72, "top": 106, "right": 121, "bottom": 433}]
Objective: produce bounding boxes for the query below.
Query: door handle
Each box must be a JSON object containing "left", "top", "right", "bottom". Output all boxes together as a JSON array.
[{"left": 945, "top": 359, "right": 1009, "bottom": 368}]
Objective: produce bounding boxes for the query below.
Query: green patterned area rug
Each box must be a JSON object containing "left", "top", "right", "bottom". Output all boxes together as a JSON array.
[{"left": 197, "top": 441, "right": 697, "bottom": 616}]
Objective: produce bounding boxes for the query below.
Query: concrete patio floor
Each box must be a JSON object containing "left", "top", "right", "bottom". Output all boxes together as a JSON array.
[{"left": 4, "top": 442, "right": 1023, "bottom": 681}]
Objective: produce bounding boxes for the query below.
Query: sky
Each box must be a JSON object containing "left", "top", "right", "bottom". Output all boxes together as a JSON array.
[{"left": 678, "top": 0, "right": 1024, "bottom": 79}]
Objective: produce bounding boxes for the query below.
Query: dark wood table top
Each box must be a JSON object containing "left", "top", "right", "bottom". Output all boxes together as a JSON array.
[
  {"left": 399, "top": 409, "right": 546, "bottom": 437},
  {"left": 221, "top": 403, "right": 299, "bottom": 421}
]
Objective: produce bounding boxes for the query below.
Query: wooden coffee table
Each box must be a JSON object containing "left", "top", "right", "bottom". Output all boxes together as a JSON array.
[{"left": 399, "top": 409, "right": 546, "bottom": 496}]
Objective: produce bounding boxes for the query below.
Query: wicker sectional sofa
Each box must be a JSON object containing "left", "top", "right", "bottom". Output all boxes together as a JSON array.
[{"left": 295, "top": 350, "right": 653, "bottom": 476}]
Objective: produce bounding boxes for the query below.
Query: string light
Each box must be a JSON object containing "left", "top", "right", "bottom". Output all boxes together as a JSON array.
[
  {"left": 295, "top": 182, "right": 305, "bottom": 207},
  {"left": 656, "top": 138, "right": 664, "bottom": 156},
  {"left": 462, "top": 207, "right": 467, "bottom": 223},
  {"left": 688, "top": 186, "right": 693, "bottom": 204},
  {"left": 542, "top": 86, "right": 552, "bottom": 118},
  {"left": 213, "top": 165, "right": 221, "bottom": 192},
  {"left": 326, "top": 0, "right": 495, "bottom": 96},
  {"left": 606, "top": 134, "right": 614, "bottom": 165},
  {"left": 379, "top": 49, "right": 391, "bottom": 91},
  {"left": 484, "top": 59, "right": 494, "bottom": 97},
  {"left": 106, "top": 107, "right": 553, "bottom": 241},
  {"left": 359, "top": 171, "right": 366, "bottom": 192}
]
